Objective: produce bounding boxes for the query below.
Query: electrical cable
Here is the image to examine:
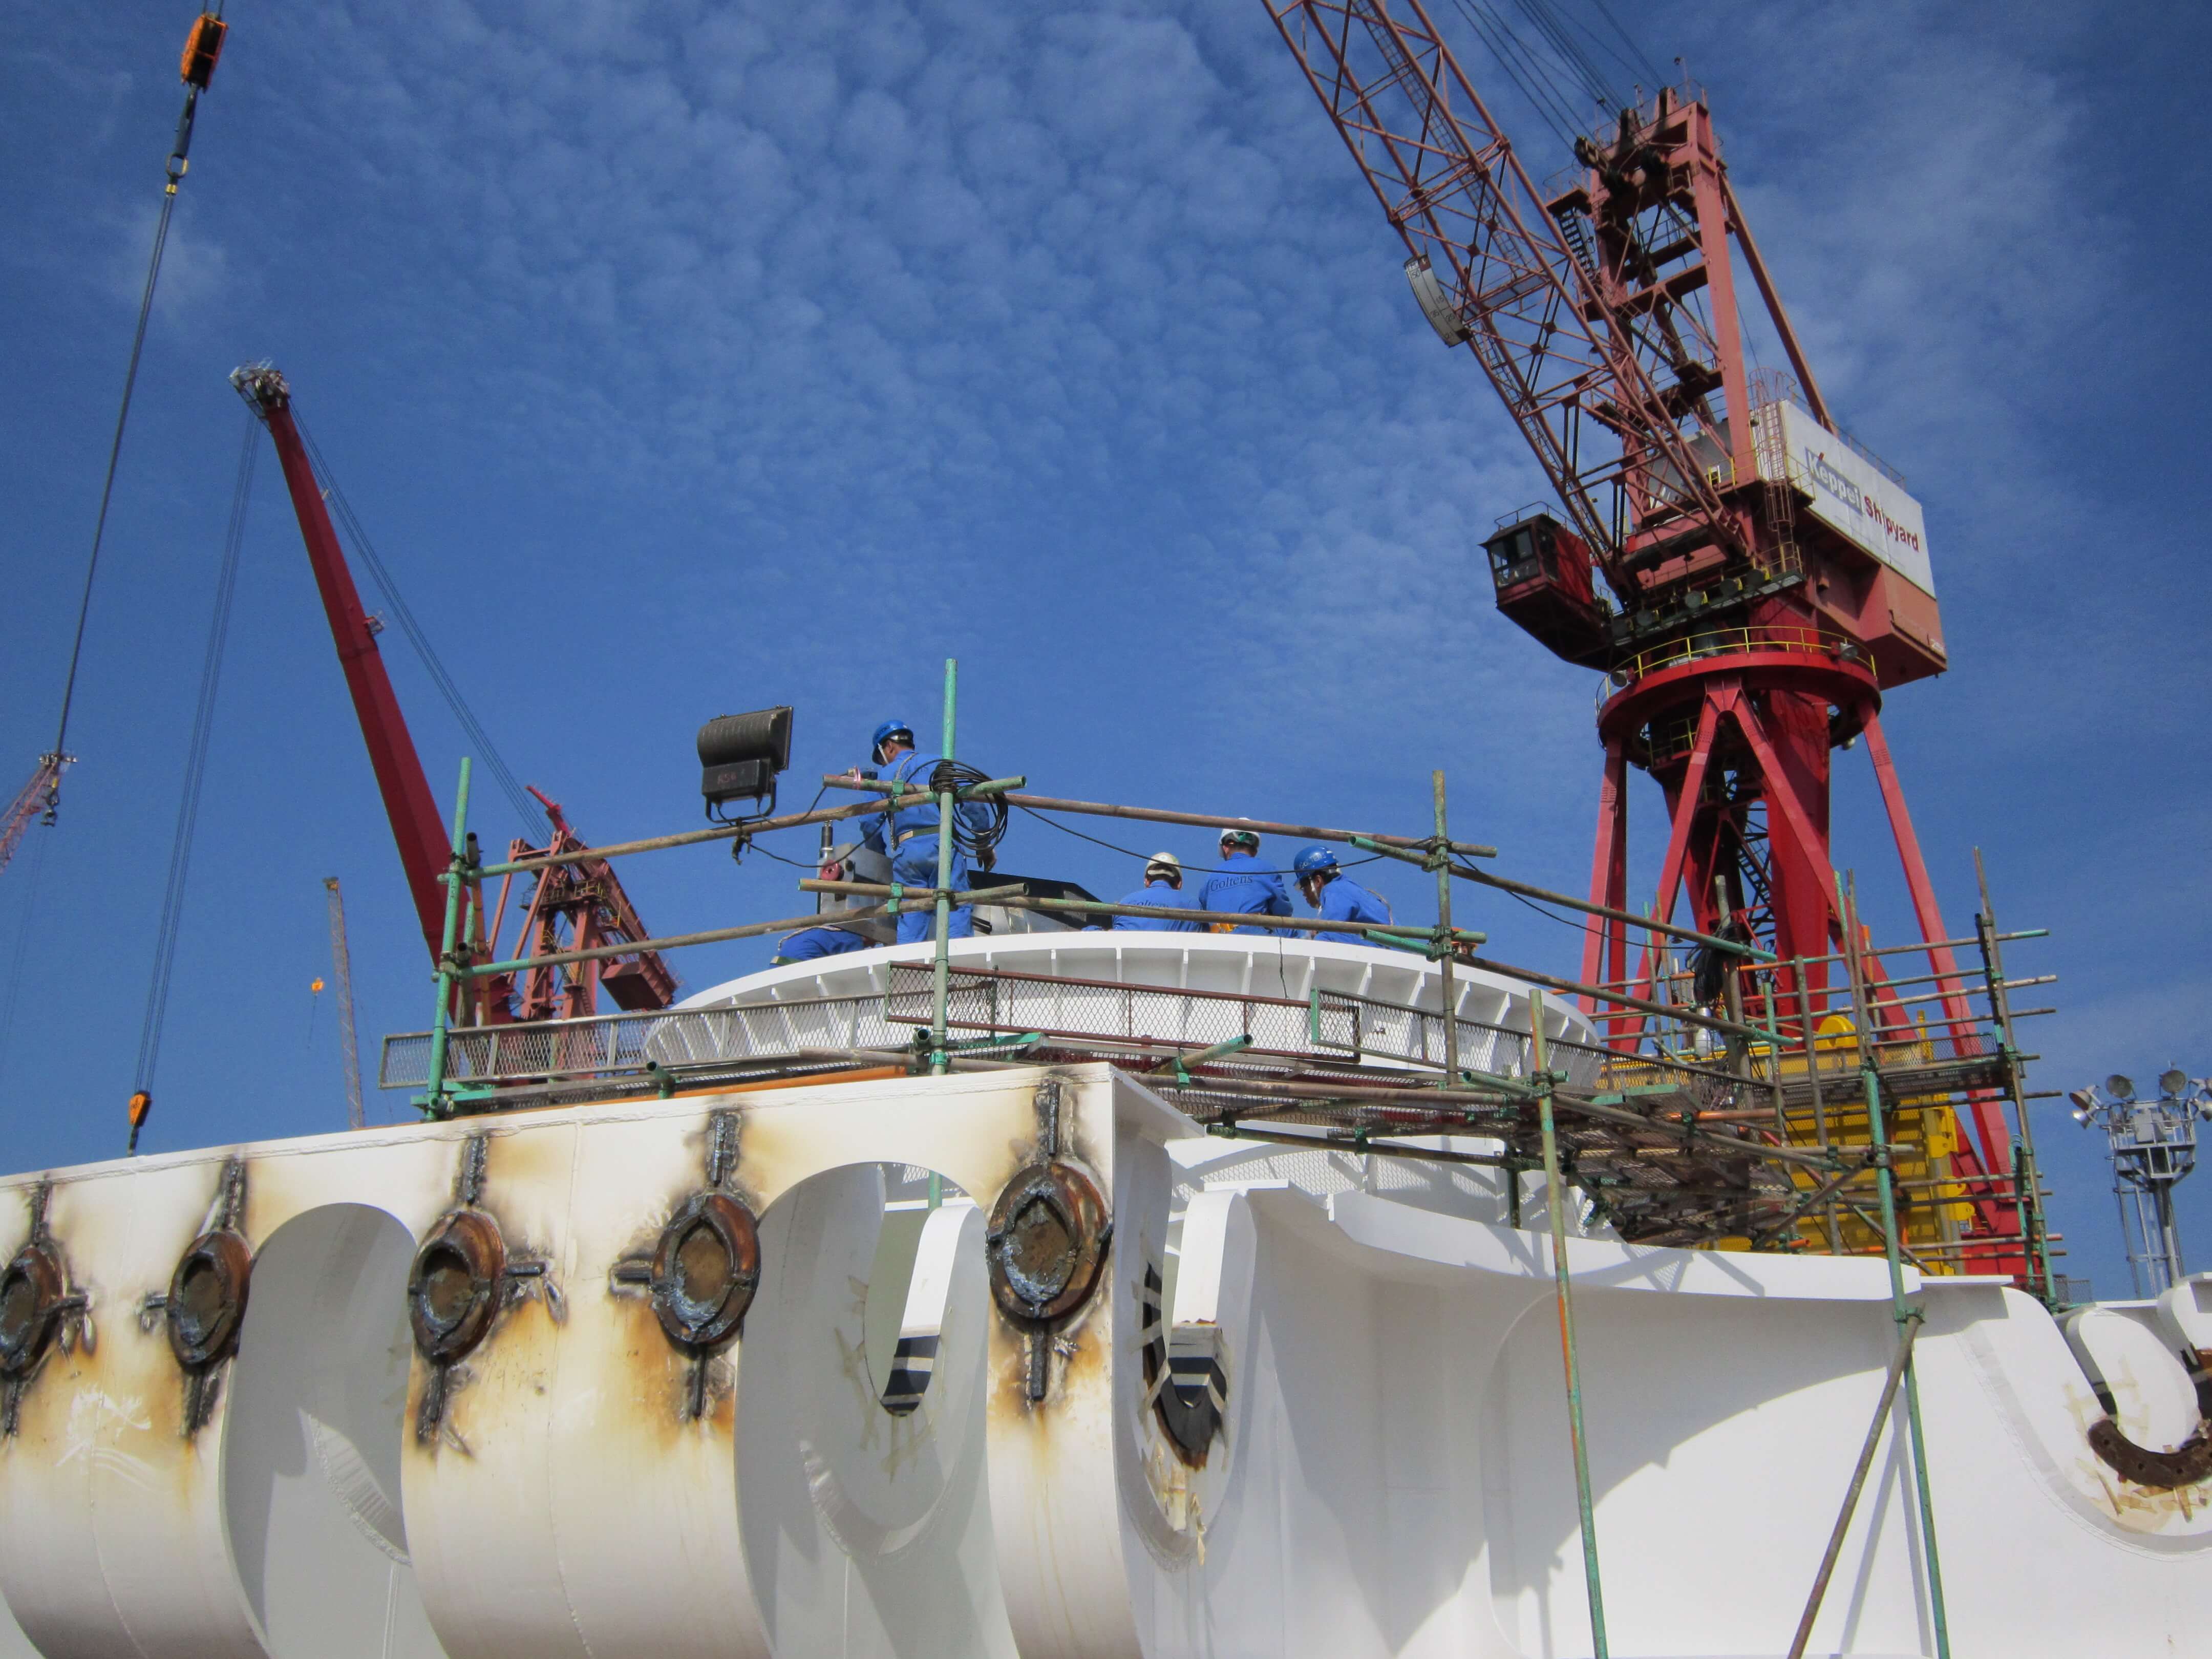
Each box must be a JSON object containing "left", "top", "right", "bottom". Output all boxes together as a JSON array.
[
  {"left": 44, "top": 9, "right": 228, "bottom": 829},
  {"left": 291, "top": 415, "right": 540, "bottom": 834},
  {"left": 127, "top": 416, "right": 255, "bottom": 1148},
  {"left": 1011, "top": 804, "right": 1386, "bottom": 878},
  {"left": 922, "top": 761, "right": 1009, "bottom": 863}
]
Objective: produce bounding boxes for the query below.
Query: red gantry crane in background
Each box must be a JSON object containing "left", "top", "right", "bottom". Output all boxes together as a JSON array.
[
  {"left": 1264, "top": 2, "right": 2016, "bottom": 1244},
  {"left": 231, "top": 364, "right": 675, "bottom": 1024}
]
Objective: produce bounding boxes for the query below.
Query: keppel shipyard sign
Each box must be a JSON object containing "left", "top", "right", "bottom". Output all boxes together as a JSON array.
[{"left": 1757, "top": 399, "right": 1934, "bottom": 597}]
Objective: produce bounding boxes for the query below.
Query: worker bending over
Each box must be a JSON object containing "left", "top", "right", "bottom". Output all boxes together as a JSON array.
[
  {"left": 1293, "top": 846, "right": 1391, "bottom": 944},
  {"left": 773, "top": 924, "right": 871, "bottom": 964},
  {"left": 1112, "top": 852, "right": 1200, "bottom": 931},
  {"left": 1197, "top": 827, "right": 1291, "bottom": 934},
  {"left": 860, "top": 718, "right": 995, "bottom": 945}
]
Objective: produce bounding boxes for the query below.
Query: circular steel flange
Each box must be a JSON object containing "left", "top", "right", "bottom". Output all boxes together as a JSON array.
[
  {"left": 408, "top": 1209, "right": 508, "bottom": 1365},
  {"left": 165, "top": 1229, "right": 252, "bottom": 1370},
  {"left": 0, "top": 1243, "right": 66, "bottom": 1379},
  {"left": 2087, "top": 1347, "right": 2212, "bottom": 1490},
  {"left": 985, "top": 1161, "right": 1110, "bottom": 1326},
  {"left": 650, "top": 1191, "right": 760, "bottom": 1352}
]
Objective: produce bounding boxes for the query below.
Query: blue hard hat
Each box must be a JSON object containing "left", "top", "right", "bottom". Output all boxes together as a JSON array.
[
  {"left": 870, "top": 719, "right": 914, "bottom": 757},
  {"left": 1293, "top": 846, "right": 1339, "bottom": 879}
]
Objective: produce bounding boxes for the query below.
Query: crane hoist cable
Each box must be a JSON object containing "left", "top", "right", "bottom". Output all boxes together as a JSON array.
[
  {"left": 289, "top": 414, "right": 540, "bottom": 835},
  {"left": 126, "top": 414, "right": 253, "bottom": 1156},
  {"left": 41, "top": 8, "right": 229, "bottom": 837}
]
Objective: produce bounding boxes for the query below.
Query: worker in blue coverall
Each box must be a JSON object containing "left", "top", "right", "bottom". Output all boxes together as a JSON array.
[
  {"left": 1196, "top": 826, "right": 1292, "bottom": 934},
  {"left": 1112, "top": 852, "right": 1201, "bottom": 931},
  {"left": 1293, "top": 846, "right": 1393, "bottom": 944},
  {"left": 859, "top": 719, "right": 995, "bottom": 945},
  {"left": 773, "top": 924, "right": 871, "bottom": 965}
]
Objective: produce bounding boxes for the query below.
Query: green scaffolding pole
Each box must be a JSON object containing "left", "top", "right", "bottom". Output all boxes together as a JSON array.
[
  {"left": 1528, "top": 990, "right": 1608, "bottom": 1657},
  {"left": 931, "top": 658, "right": 958, "bottom": 1078},
  {"left": 420, "top": 757, "right": 473, "bottom": 1120},
  {"left": 1841, "top": 877, "right": 1952, "bottom": 1659}
]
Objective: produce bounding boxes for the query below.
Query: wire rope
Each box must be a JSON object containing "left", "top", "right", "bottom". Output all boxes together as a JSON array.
[
  {"left": 129, "top": 416, "right": 256, "bottom": 1132},
  {"left": 290, "top": 416, "right": 540, "bottom": 834},
  {"left": 45, "top": 18, "right": 225, "bottom": 826}
]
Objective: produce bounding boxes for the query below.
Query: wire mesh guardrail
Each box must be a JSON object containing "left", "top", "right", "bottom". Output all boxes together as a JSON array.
[
  {"left": 379, "top": 966, "right": 1608, "bottom": 1093},
  {"left": 380, "top": 994, "right": 900, "bottom": 1089}
]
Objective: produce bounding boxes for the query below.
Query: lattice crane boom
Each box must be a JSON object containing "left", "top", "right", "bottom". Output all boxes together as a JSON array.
[
  {"left": 1265, "top": 0, "right": 1740, "bottom": 591},
  {"left": 0, "top": 755, "right": 70, "bottom": 877}
]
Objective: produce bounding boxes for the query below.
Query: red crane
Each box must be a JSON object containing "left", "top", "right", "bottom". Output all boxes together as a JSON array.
[
  {"left": 231, "top": 364, "right": 674, "bottom": 1022},
  {"left": 1264, "top": 2, "right": 2013, "bottom": 1239}
]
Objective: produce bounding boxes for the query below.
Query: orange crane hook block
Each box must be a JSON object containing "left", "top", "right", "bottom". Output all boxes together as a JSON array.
[{"left": 181, "top": 13, "right": 227, "bottom": 90}]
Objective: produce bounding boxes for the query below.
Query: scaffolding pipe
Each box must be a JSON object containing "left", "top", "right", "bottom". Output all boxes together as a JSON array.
[
  {"left": 1530, "top": 991, "right": 1608, "bottom": 1656},
  {"left": 959, "top": 788, "right": 1501, "bottom": 859},
  {"left": 931, "top": 659, "right": 957, "bottom": 1076},
  {"left": 1433, "top": 772, "right": 1460, "bottom": 1079},
  {"left": 460, "top": 885, "right": 1026, "bottom": 979},
  {"left": 1201, "top": 1122, "right": 1514, "bottom": 1167},
  {"left": 801, "top": 881, "right": 1490, "bottom": 946},
  {"left": 478, "top": 793, "right": 918, "bottom": 879},
  {"left": 1786, "top": 1309, "right": 1923, "bottom": 1659}
]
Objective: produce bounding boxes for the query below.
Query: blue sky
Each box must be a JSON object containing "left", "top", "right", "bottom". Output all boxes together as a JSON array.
[{"left": 2, "top": 0, "right": 2204, "bottom": 1295}]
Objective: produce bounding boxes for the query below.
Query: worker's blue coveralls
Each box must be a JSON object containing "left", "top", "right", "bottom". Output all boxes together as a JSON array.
[
  {"left": 774, "top": 925, "right": 872, "bottom": 964},
  {"left": 1312, "top": 875, "right": 1392, "bottom": 945},
  {"left": 1196, "top": 852, "right": 1292, "bottom": 935},
  {"left": 861, "top": 750, "right": 995, "bottom": 945},
  {"left": 1112, "top": 880, "right": 1200, "bottom": 931}
]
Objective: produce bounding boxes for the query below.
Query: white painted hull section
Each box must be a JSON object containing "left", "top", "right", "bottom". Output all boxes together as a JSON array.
[{"left": 0, "top": 1064, "right": 2204, "bottom": 1658}]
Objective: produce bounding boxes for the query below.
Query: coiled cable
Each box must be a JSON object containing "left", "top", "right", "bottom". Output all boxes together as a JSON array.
[{"left": 924, "top": 760, "right": 1008, "bottom": 863}]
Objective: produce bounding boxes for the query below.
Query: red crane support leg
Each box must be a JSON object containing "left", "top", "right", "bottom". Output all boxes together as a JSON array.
[
  {"left": 1627, "top": 683, "right": 1728, "bottom": 1012},
  {"left": 1863, "top": 714, "right": 2015, "bottom": 1173},
  {"left": 1751, "top": 689, "right": 1839, "bottom": 971},
  {"left": 1581, "top": 740, "right": 1628, "bottom": 1035}
]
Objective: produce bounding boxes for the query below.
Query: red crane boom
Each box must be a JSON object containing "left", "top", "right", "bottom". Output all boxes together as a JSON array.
[
  {"left": 231, "top": 365, "right": 451, "bottom": 960},
  {"left": 233, "top": 363, "right": 676, "bottom": 1023}
]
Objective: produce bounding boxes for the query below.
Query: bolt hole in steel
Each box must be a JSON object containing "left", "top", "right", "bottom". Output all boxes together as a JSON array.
[
  {"left": 0, "top": 1244, "right": 63, "bottom": 1376},
  {"left": 407, "top": 1209, "right": 506, "bottom": 1364},
  {"left": 986, "top": 1161, "right": 1109, "bottom": 1326},
  {"left": 651, "top": 1192, "right": 760, "bottom": 1352}
]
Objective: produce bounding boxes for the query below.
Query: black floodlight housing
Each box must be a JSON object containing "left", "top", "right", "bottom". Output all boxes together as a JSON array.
[{"left": 698, "top": 707, "right": 793, "bottom": 823}]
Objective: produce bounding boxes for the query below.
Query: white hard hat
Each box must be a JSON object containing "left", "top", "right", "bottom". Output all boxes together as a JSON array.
[{"left": 1145, "top": 850, "right": 1181, "bottom": 876}]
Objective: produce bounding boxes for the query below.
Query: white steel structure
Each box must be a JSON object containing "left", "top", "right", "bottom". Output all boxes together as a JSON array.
[{"left": 0, "top": 1039, "right": 2207, "bottom": 1658}]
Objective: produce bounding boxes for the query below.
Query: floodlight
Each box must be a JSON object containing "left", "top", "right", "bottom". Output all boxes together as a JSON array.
[
  {"left": 2068, "top": 1088, "right": 2097, "bottom": 1125},
  {"left": 2161, "top": 1069, "right": 2189, "bottom": 1098},
  {"left": 2105, "top": 1074, "right": 2136, "bottom": 1102},
  {"left": 697, "top": 707, "right": 794, "bottom": 822},
  {"left": 1403, "top": 254, "right": 1472, "bottom": 346}
]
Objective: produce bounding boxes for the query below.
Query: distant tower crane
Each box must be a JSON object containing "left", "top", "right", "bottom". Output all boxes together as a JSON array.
[
  {"left": 231, "top": 364, "right": 674, "bottom": 1023},
  {"left": 324, "top": 877, "right": 365, "bottom": 1129},
  {"left": 1263, "top": 2, "right": 2013, "bottom": 1234}
]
